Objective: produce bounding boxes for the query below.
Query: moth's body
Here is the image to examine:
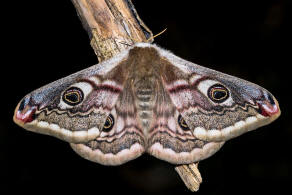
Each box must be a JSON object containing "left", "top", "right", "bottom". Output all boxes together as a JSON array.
[
  {"left": 127, "top": 47, "right": 159, "bottom": 133},
  {"left": 14, "top": 43, "right": 280, "bottom": 165}
]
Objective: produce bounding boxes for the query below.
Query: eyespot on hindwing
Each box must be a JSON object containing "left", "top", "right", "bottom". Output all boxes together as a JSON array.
[
  {"left": 102, "top": 114, "right": 115, "bottom": 132},
  {"left": 178, "top": 114, "right": 190, "bottom": 131}
]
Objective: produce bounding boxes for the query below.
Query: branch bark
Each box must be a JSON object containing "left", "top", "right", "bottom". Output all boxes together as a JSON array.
[
  {"left": 71, "top": 0, "right": 152, "bottom": 61},
  {"left": 175, "top": 163, "right": 202, "bottom": 192},
  {"left": 71, "top": 0, "right": 202, "bottom": 191}
]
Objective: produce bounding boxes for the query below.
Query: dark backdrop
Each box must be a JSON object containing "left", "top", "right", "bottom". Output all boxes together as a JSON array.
[{"left": 1, "top": 0, "right": 291, "bottom": 194}]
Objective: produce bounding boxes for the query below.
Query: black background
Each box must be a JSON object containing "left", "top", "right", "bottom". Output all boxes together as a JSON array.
[{"left": 1, "top": 0, "right": 291, "bottom": 194}]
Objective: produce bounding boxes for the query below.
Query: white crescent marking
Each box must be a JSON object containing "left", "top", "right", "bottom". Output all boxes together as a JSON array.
[{"left": 193, "top": 114, "right": 273, "bottom": 141}]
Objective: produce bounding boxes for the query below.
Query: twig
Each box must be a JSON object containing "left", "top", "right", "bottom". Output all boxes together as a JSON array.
[
  {"left": 175, "top": 163, "right": 202, "bottom": 192},
  {"left": 71, "top": 0, "right": 202, "bottom": 191},
  {"left": 71, "top": 0, "right": 152, "bottom": 61}
]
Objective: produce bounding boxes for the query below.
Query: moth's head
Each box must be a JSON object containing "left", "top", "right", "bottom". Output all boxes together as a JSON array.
[{"left": 13, "top": 74, "right": 108, "bottom": 143}]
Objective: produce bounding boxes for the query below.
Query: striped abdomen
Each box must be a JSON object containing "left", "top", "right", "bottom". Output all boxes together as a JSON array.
[{"left": 133, "top": 78, "right": 156, "bottom": 132}]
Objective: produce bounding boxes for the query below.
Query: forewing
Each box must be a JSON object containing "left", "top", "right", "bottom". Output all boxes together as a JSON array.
[
  {"left": 158, "top": 48, "right": 280, "bottom": 142},
  {"left": 13, "top": 51, "right": 130, "bottom": 143}
]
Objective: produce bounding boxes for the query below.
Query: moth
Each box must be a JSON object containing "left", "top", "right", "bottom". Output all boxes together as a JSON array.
[{"left": 13, "top": 43, "right": 280, "bottom": 165}]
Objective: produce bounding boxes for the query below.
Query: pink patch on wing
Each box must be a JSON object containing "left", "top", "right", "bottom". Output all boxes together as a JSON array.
[{"left": 14, "top": 106, "right": 36, "bottom": 123}]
